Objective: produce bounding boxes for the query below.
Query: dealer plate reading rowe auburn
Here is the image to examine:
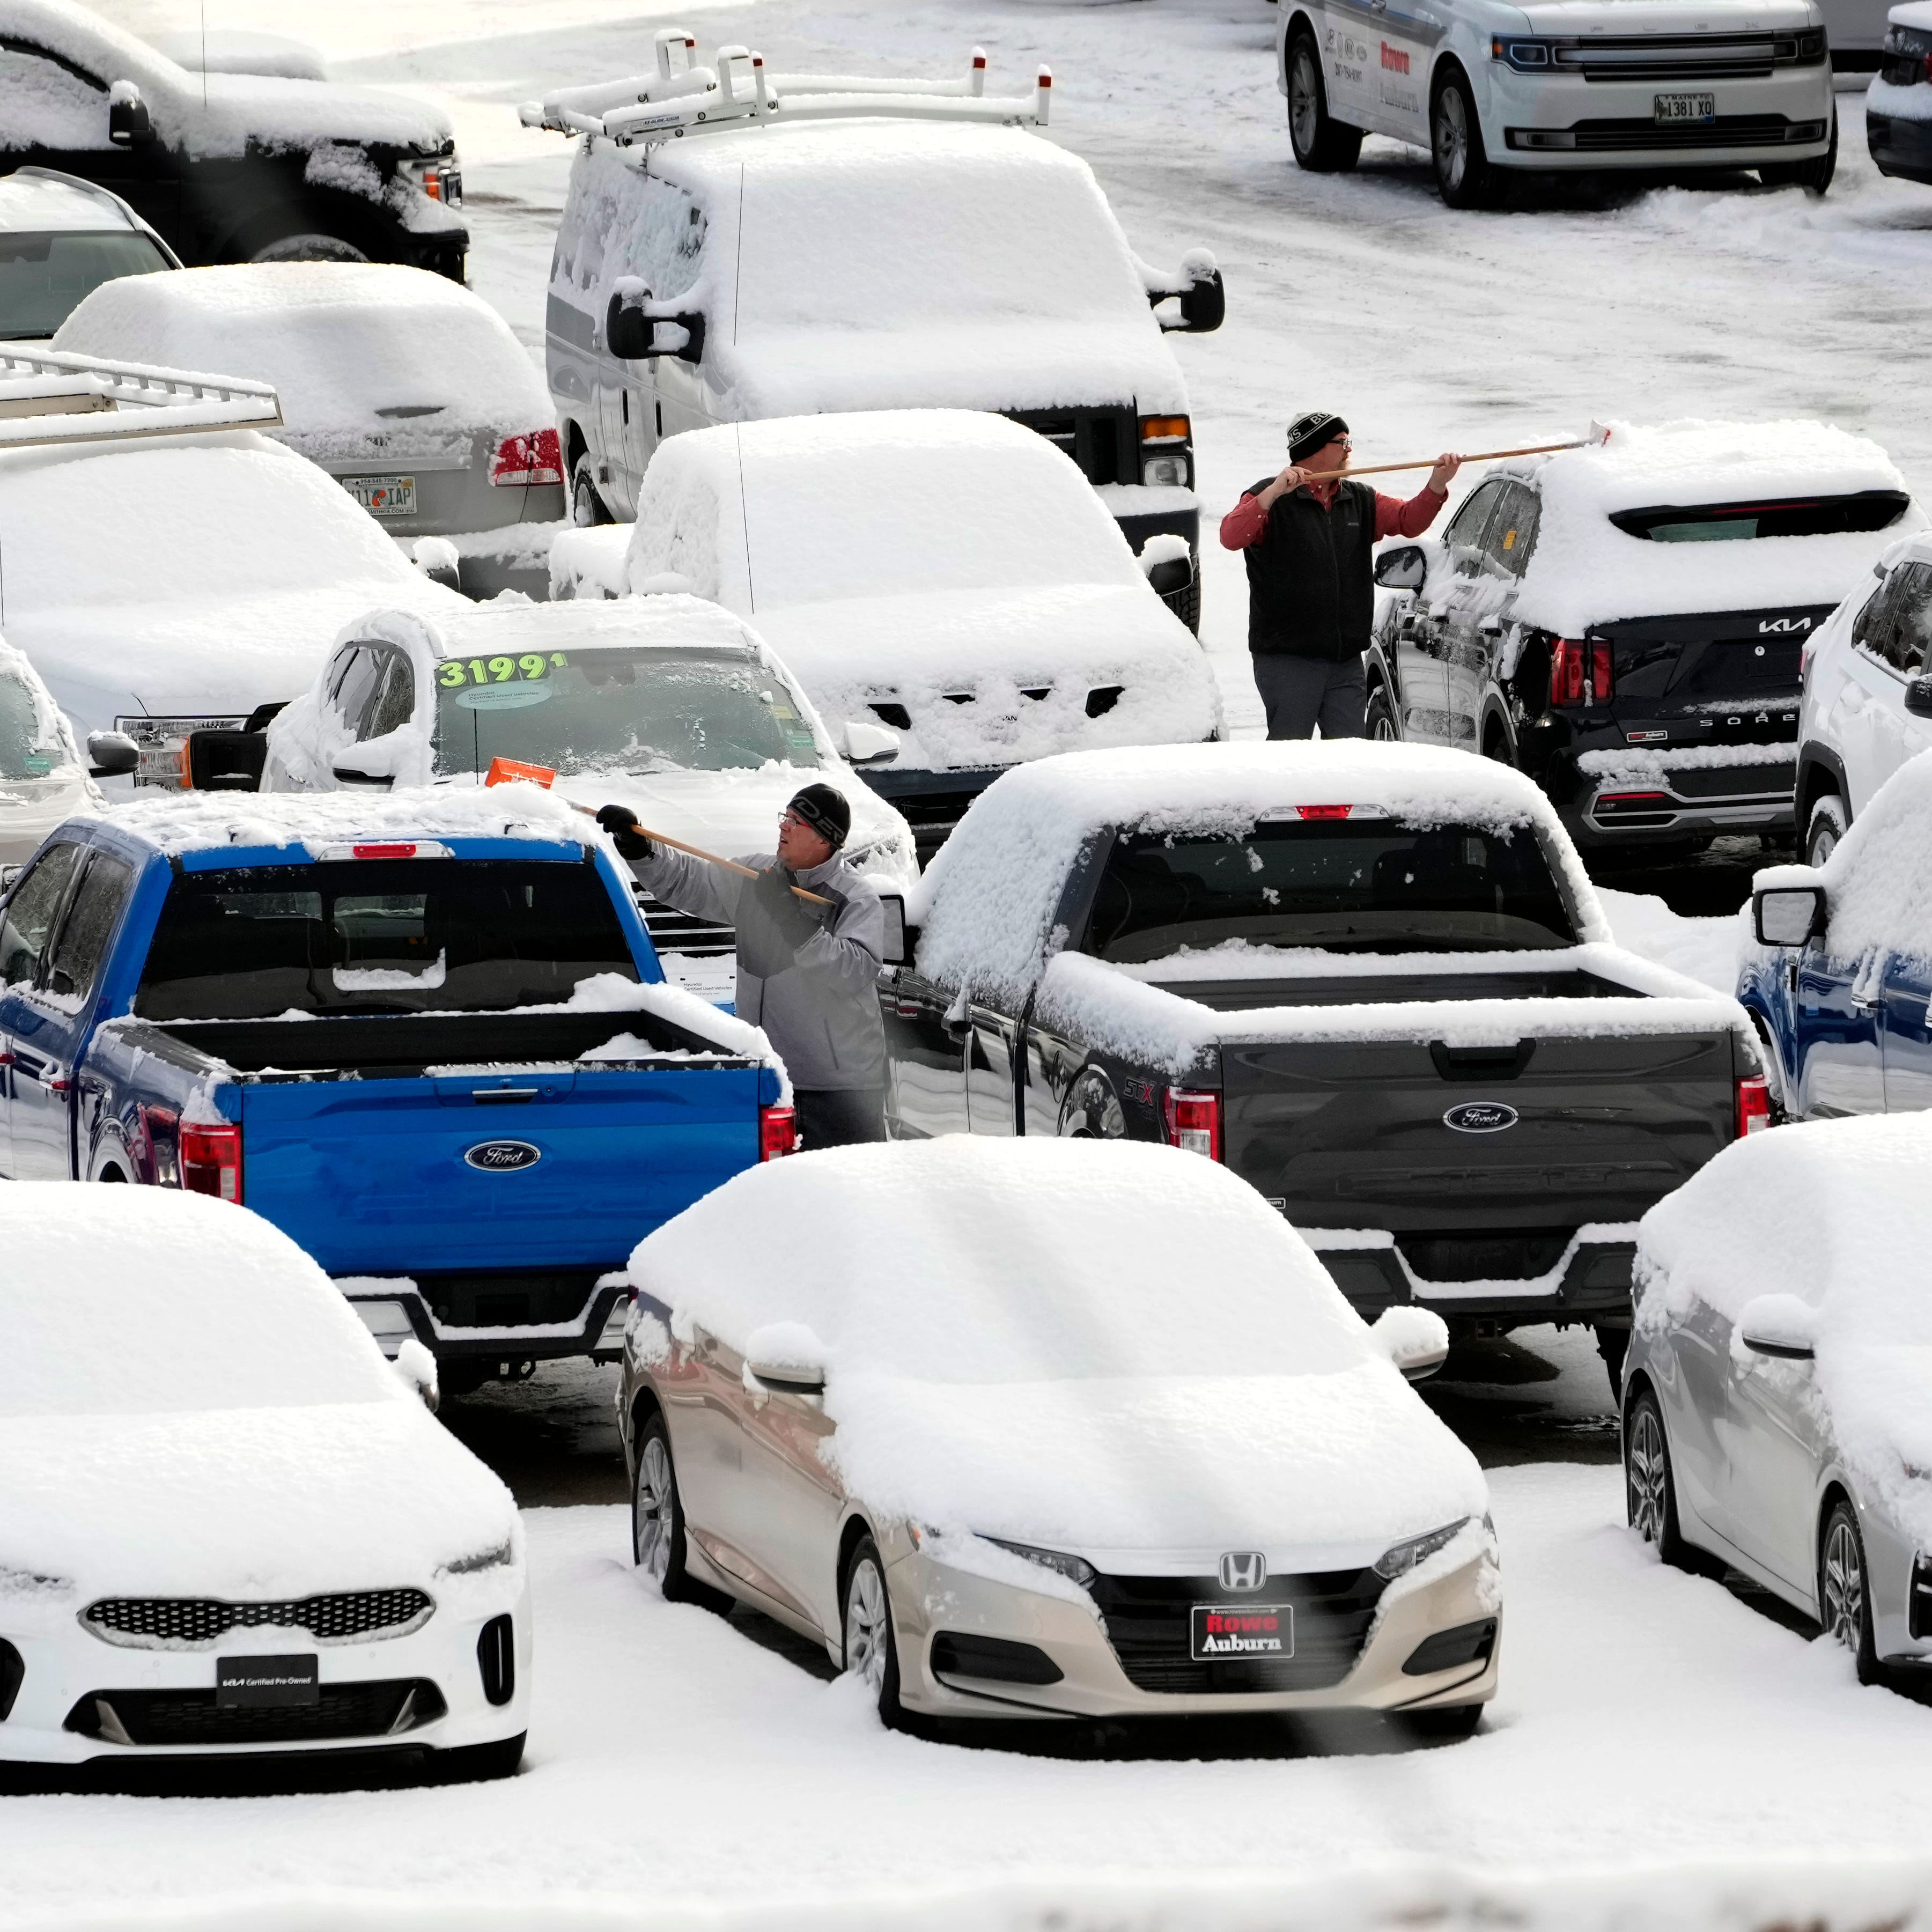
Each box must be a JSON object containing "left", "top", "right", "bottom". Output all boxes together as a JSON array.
[
  {"left": 1190, "top": 1604, "right": 1294, "bottom": 1662},
  {"left": 1655, "top": 91, "right": 1715, "bottom": 124}
]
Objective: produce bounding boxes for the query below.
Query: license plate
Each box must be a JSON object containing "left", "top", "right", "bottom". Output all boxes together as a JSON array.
[
  {"left": 217, "top": 1653, "right": 319, "bottom": 1708},
  {"left": 1190, "top": 1603, "right": 1294, "bottom": 1662},
  {"left": 1655, "top": 92, "right": 1715, "bottom": 124},
  {"left": 344, "top": 475, "right": 416, "bottom": 515}
]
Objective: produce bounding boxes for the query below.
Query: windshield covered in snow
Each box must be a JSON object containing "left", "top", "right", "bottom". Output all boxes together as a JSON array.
[
  {"left": 1085, "top": 820, "right": 1577, "bottom": 962},
  {"left": 0, "top": 228, "right": 169, "bottom": 340},
  {"left": 1608, "top": 491, "right": 1911, "bottom": 543},
  {"left": 431, "top": 646, "right": 823, "bottom": 777},
  {"left": 134, "top": 858, "right": 639, "bottom": 1020}
]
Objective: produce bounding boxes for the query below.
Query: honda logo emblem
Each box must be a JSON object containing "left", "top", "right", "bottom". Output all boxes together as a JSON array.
[{"left": 1218, "top": 1551, "right": 1267, "bottom": 1594}]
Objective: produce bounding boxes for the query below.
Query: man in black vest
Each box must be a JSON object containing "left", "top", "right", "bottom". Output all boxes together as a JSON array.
[{"left": 1221, "top": 411, "right": 1461, "bottom": 739}]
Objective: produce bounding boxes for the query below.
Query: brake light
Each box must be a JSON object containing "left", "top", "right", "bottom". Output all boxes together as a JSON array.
[
  {"left": 352, "top": 843, "right": 417, "bottom": 860},
  {"left": 1736, "top": 1074, "right": 1771, "bottom": 1138},
  {"left": 491, "top": 427, "right": 564, "bottom": 488},
  {"left": 1162, "top": 1088, "right": 1222, "bottom": 1161},
  {"left": 1550, "top": 639, "right": 1587, "bottom": 706},
  {"left": 1296, "top": 804, "right": 1353, "bottom": 821},
  {"left": 1591, "top": 641, "right": 1613, "bottom": 702},
  {"left": 760, "top": 1104, "right": 798, "bottom": 1160},
  {"left": 1596, "top": 791, "right": 1670, "bottom": 812},
  {"left": 180, "top": 1122, "right": 242, "bottom": 1203}
]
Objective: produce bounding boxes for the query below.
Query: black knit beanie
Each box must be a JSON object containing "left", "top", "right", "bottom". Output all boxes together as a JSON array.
[
  {"left": 787, "top": 782, "right": 850, "bottom": 849},
  {"left": 1287, "top": 410, "right": 1349, "bottom": 466}
]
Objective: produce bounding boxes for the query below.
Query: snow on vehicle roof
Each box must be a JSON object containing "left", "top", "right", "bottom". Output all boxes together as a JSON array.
[
  {"left": 55, "top": 264, "right": 549, "bottom": 465},
  {"left": 1890, "top": 0, "right": 1932, "bottom": 27},
  {"left": 1501, "top": 418, "right": 1920, "bottom": 635},
  {"left": 629, "top": 1137, "right": 1487, "bottom": 1550},
  {"left": 146, "top": 27, "right": 328, "bottom": 80},
  {"left": 912, "top": 741, "right": 1610, "bottom": 1007},
  {"left": 563, "top": 119, "right": 1183, "bottom": 416},
  {"left": 1636, "top": 1112, "right": 1932, "bottom": 1547},
  {"left": 416, "top": 591, "right": 766, "bottom": 661},
  {"left": 0, "top": 166, "right": 141, "bottom": 232}
]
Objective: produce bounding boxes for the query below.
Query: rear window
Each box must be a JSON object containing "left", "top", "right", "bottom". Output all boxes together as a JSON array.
[
  {"left": 1083, "top": 819, "right": 1578, "bottom": 962},
  {"left": 135, "top": 858, "right": 639, "bottom": 1020},
  {"left": 0, "top": 228, "right": 169, "bottom": 341},
  {"left": 1609, "top": 491, "right": 1910, "bottom": 543}
]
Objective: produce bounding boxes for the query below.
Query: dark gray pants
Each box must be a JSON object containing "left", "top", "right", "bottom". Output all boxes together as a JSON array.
[
  {"left": 794, "top": 1087, "right": 887, "bottom": 1150},
  {"left": 1251, "top": 653, "right": 1367, "bottom": 740}
]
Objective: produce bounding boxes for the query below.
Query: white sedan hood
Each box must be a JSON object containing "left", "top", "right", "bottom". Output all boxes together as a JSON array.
[{"left": 0, "top": 1398, "right": 520, "bottom": 1631}]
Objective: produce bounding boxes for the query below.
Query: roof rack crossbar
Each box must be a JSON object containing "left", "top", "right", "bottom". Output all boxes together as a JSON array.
[{"left": 0, "top": 348, "right": 281, "bottom": 449}]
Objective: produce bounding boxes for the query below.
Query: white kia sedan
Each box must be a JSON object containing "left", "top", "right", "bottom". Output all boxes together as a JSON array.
[
  {"left": 618, "top": 1137, "right": 1500, "bottom": 1738},
  {"left": 1625, "top": 1111, "right": 1932, "bottom": 1685},
  {"left": 0, "top": 1185, "right": 529, "bottom": 1781}
]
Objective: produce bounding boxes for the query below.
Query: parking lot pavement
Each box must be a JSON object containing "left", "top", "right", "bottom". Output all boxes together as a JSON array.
[{"left": 8, "top": 1466, "right": 1930, "bottom": 1921}]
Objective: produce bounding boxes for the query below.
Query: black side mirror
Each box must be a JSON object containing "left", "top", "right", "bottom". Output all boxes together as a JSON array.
[
  {"left": 606, "top": 290, "right": 705, "bottom": 365},
  {"left": 1906, "top": 675, "right": 1932, "bottom": 718},
  {"left": 85, "top": 729, "right": 141, "bottom": 778},
  {"left": 1375, "top": 544, "right": 1427, "bottom": 591},
  {"left": 185, "top": 727, "right": 268, "bottom": 793},
  {"left": 1146, "top": 552, "right": 1193, "bottom": 598},
  {"left": 878, "top": 894, "right": 914, "bottom": 968},
  {"left": 1173, "top": 268, "right": 1225, "bottom": 334},
  {"left": 1754, "top": 886, "right": 1825, "bottom": 948},
  {"left": 108, "top": 85, "right": 153, "bottom": 147}
]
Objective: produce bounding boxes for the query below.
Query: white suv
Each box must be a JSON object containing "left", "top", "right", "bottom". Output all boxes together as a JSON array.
[
  {"left": 1275, "top": 0, "right": 1836, "bottom": 206},
  {"left": 1795, "top": 533, "right": 1932, "bottom": 863}
]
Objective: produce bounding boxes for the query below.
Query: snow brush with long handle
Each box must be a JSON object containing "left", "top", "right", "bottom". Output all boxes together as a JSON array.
[
  {"left": 1316, "top": 421, "right": 1612, "bottom": 483},
  {"left": 483, "top": 756, "right": 836, "bottom": 908}
]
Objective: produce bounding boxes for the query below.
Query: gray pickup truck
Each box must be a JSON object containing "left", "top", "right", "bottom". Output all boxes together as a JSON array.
[{"left": 881, "top": 743, "right": 1765, "bottom": 1385}]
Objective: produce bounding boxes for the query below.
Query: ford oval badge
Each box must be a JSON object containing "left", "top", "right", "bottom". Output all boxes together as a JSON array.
[
  {"left": 465, "top": 1140, "right": 542, "bottom": 1173},
  {"left": 1443, "top": 1102, "right": 1518, "bottom": 1134}
]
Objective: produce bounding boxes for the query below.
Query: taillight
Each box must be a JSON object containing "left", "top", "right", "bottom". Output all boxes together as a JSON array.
[
  {"left": 1162, "top": 1088, "right": 1221, "bottom": 1160},
  {"left": 1736, "top": 1075, "right": 1771, "bottom": 1138},
  {"left": 1590, "top": 641, "right": 1613, "bottom": 703},
  {"left": 761, "top": 1104, "right": 798, "bottom": 1160},
  {"left": 1550, "top": 639, "right": 1586, "bottom": 706},
  {"left": 491, "top": 426, "right": 564, "bottom": 488},
  {"left": 1296, "top": 804, "right": 1353, "bottom": 821},
  {"left": 180, "top": 1122, "right": 242, "bottom": 1203},
  {"left": 352, "top": 843, "right": 417, "bottom": 859}
]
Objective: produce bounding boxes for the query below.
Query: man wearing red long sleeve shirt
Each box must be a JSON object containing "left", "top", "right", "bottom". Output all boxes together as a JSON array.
[{"left": 1221, "top": 410, "right": 1462, "bottom": 740}]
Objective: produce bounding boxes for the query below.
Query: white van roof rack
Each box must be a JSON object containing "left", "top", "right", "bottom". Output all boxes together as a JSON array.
[
  {"left": 0, "top": 348, "right": 281, "bottom": 449},
  {"left": 519, "top": 32, "right": 1051, "bottom": 147}
]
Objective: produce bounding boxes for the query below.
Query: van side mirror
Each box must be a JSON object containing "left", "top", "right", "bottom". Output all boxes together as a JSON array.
[
  {"left": 1754, "top": 886, "right": 1824, "bottom": 948},
  {"left": 185, "top": 727, "right": 268, "bottom": 793},
  {"left": 85, "top": 729, "right": 141, "bottom": 778},
  {"left": 1375, "top": 545, "right": 1428, "bottom": 591},
  {"left": 1151, "top": 255, "right": 1225, "bottom": 334},
  {"left": 606, "top": 290, "right": 705, "bottom": 365},
  {"left": 1906, "top": 675, "right": 1932, "bottom": 718},
  {"left": 108, "top": 82, "right": 152, "bottom": 146}
]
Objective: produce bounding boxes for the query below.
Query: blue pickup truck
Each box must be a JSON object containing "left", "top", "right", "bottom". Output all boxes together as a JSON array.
[{"left": 0, "top": 794, "right": 793, "bottom": 1391}]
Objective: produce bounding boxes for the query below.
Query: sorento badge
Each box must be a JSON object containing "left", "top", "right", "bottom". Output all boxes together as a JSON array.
[
  {"left": 465, "top": 1140, "right": 542, "bottom": 1172},
  {"left": 1443, "top": 1102, "right": 1518, "bottom": 1134}
]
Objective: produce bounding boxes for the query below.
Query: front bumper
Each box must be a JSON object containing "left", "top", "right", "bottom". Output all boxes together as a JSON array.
[
  {"left": 342, "top": 1276, "right": 634, "bottom": 1366},
  {"left": 1868, "top": 105, "right": 1932, "bottom": 183}
]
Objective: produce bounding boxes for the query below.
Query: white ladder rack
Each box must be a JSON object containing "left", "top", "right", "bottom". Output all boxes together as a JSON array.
[{"left": 0, "top": 348, "right": 281, "bottom": 450}]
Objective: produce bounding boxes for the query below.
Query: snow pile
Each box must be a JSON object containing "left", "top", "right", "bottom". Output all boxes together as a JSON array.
[
  {"left": 1500, "top": 419, "right": 1920, "bottom": 635},
  {"left": 55, "top": 265, "right": 551, "bottom": 466},
  {"left": 912, "top": 741, "right": 1611, "bottom": 1007},
  {"left": 630, "top": 1137, "right": 1486, "bottom": 1550},
  {"left": 0, "top": 1183, "right": 518, "bottom": 1606},
  {"left": 555, "top": 120, "right": 1186, "bottom": 419},
  {"left": 622, "top": 411, "right": 1219, "bottom": 772},
  {"left": 549, "top": 525, "right": 635, "bottom": 601},
  {"left": 1636, "top": 1112, "right": 1932, "bottom": 1547}
]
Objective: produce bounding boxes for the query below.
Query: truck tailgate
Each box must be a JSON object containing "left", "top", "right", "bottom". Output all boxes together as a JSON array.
[{"left": 237, "top": 1065, "right": 765, "bottom": 1275}]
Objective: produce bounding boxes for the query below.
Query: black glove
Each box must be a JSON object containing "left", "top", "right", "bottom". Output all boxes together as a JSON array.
[
  {"left": 596, "top": 805, "right": 654, "bottom": 861},
  {"left": 734, "top": 865, "right": 820, "bottom": 979}
]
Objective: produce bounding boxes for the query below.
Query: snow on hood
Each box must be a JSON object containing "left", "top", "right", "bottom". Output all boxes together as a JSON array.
[
  {"left": 1502, "top": 418, "right": 1919, "bottom": 636},
  {"left": 912, "top": 741, "right": 1611, "bottom": 1007},
  {"left": 55, "top": 266, "right": 550, "bottom": 467},
  {"left": 0, "top": 1185, "right": 518, "bottom": 1610},
  {"left": 556, "top": 125, "right": 1185, "bottom": 418},
  {"left": 1635, "top": 1114, "right": 1932, "bottom": 1547},
  {"left": 1515, "top": 0, "right": 1815, "bottom": 25},
  {"left": 629, "top": 1138, "right": 1486, "bottom": 1551}
]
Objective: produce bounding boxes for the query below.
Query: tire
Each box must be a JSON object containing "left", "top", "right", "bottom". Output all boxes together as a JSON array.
[
  {"left": 1286, "top": 31, "right": 1363, "bottom": 173},
  {"left": 840, "top": 1533, "right": 904, "bottom": 1725},
  {"left": 1594, "top": 1323, "right": 1629, "bottom": 1396},
  {"left": 1805, "top": 794, "right": 1847, "bottom": 868},
  {"left": 1625, "top": 1387, "right": 1708, "bottom": 1574},
  {"left": 1162, "top": 573, "right": 1201, "bottom": 635},
  {"left": 632, "top": 1412, "right": 732, "bottom": 1611},
  {"left": 436, "top": 1734, "right": 525, "bottom": 1783},
  {"left": 1366, "top": 684, "right": 1400, "bottom": 742},
  {"left": 1819, "top": 1498, "right": 1881, "bottom": 1685},
  {"left": 249, "top": 232, "right": 370, "bottom": 265},
  {"left": 1432, "top": 68, "right": 1503, "bottom": 209},
  {"left": 1392, "top": 1701, "right": 1483, "bottom": 1743},
  {"left": 572, "top": 454, "right": 611, "bottom": 528},
  {"left": 1759, "top": 112, "right": 1837, "bottom": 194}
]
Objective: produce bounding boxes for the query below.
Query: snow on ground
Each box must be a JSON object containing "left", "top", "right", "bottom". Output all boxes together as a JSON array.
[{"left": 11, "top": 1469, "right": 1932, "bottom": 1929}]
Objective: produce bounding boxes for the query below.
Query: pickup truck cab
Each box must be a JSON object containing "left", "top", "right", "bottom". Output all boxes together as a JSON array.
[
  {"left": 0, "top": 787, "right": 793, "bottom": 1390},
  {"left": 887, "top": 741, "right": 1765, "bottom": 1384}
]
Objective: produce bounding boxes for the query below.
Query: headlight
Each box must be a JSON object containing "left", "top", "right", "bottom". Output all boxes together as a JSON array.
[
  {"left": 983, "top": 1536, "right": 1097, "bottom": 1588},
  {"left": 441, "top": 1539, "right": 514, "bottom": 1575},
  {"left": 1373, "top": 1518, "right": 1472, "bottom": 1581}
]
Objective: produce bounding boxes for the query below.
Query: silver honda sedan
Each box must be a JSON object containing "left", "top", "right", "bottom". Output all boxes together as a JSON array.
[{"left": 1623, "top": 1111, "right": 1932, "bottom": 1685}]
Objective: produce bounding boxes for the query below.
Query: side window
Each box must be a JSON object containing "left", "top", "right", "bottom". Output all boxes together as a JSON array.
[
  {"left": 1485, "top": 484, "right": 1540, "bottom": 579},
  {"left": 328, "top": 647, "right": 381, "bottom": 732},
  {"left": 0, "top": 47, "right": 109, "bottom": 151},
  {"left": 625, "top": 177, "right": 707, "bottom": 303},
  {"left": 1853, "top": 570, "right": 1902, "bottom": 665},
  {"left": 45, "top": 853, "right": 134, "bottom": 1003},
  {"left": 359, "top": 650, "right": 417, "bottom": 742},
  {"left": 1444, "top": 482, "right": 1505, "bottom": 574},
  {"left": 0, "top": 842, "right": 85, "bottom": 987},
  {"left": 1884, "top": 564, "right": 1932, "bottom": 674}
]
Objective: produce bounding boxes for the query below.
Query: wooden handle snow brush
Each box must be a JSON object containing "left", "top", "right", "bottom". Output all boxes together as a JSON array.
[{"left": 1319, "top": 422, "right": 1612, "bottom": 483}]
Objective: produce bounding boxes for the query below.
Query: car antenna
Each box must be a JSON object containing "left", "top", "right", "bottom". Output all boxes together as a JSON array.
[
  {"left": 200, "top": 0, "right": 209, "bottom": 114},
  {"left": 734, "top": 421, "right": 756, "bottom": 614}
]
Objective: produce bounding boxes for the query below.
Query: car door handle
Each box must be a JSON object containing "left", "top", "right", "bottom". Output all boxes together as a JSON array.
[{"left": 1852, "top": 993, "right": 1879, "bottom": 1011}]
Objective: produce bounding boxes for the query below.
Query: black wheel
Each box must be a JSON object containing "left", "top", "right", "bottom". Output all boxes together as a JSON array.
[
  {"left": 1392, "top": 1701, "right": 1483, "bottom": 1743},
  {"left": 1625, "top": 1388, "right": 1708, "bottom": 1573},
  {"left": 1819, "top": 1498, "right": 1881, "bottom": 1685},
  {"left": 572, "top": 454, "right": 611, "bottom": 527},
  {"left": 436, "top": 1734, "right": 525, "bottom": 1783},
  {"left": 1366, "top": 684, "right": 1400, "bottom": 742},
  {"left": 633, "top": 1412, "right": 732, "bottom": 1611},
  {"left": 1759, "top": 112, "right": 1837, "bottom": 193},
  {"left": 1162, "top": 572, "right": 1201, "bottom": 635},
  {"left": 1432, "top": 67, "right": 1502, "bottom": 209},
  {"left": 1594, "top": 1323, "right": 1629, "bottom": 1396},
  {"left": 840, "top": 1533, "right": 905, "bottom": 1725},
  {"left": 1481, "top": 722, "right": 1512, "bottom": 765},
  {"left": 1805, "top": 794, "right": 1847, "bottom": 868},
  {"left": 1286, "top": 31, "right": 1363, "bottom": 172}
]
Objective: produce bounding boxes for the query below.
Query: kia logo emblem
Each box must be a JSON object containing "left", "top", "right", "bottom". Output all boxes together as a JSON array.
[
  {"left": 1218, "top": 1551, "right": 1267, "bottom": 1594},
  {"left": 1443, "top": 1102, "right": 1518, "bottom": 1134},
  {"left": 464, "top": 1140, "right": 542, "bottom": 1172}
]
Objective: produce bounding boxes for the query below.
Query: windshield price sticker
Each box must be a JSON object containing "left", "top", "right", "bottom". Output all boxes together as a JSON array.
[{"left": 439, "top": 654, "right": 569, "bottom": 689}]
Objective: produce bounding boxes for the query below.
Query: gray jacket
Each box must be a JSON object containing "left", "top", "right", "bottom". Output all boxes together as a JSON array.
[{"left": 628, "top": 846, "right": 887, "bottom": 1093}]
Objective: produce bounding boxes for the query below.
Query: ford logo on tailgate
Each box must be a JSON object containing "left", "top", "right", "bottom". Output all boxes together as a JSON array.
[
  {"left": 1443, "top": 1102, "right": 1518, "bottom": 1134},
  {"left": 465, "top": 1140, "right": 542, "bottom": 1172}
]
